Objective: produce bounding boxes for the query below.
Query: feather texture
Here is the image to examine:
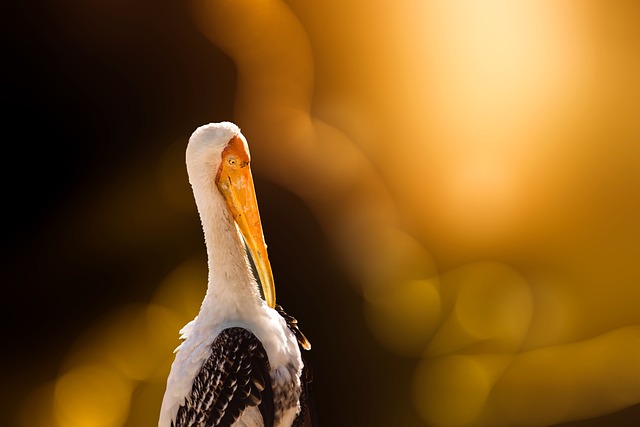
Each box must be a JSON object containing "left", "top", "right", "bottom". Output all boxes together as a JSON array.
[{"left": 172, "top": 328, "right": 274, "bottom": 427}]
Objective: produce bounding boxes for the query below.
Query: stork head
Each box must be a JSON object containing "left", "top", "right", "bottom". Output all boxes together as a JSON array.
[{"left": 186, "top": 122, "right": 276, "bottom": 308}]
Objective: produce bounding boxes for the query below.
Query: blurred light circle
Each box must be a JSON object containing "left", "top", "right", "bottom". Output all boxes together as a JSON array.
[
  {"left": 413, "top": 355, "right": 491, "bottom": 426},
  {"left": 54, "top": 364, "right": 133, "bottom": 427}
]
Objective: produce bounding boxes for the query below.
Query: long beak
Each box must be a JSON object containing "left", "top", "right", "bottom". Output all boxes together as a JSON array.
[{"left": 216, "top": 137, "right": 276, "bottom": 308}]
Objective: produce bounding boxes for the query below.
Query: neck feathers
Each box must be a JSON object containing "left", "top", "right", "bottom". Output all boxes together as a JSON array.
[{"left": 189, "top": 166, "right": 262, "bottom": 319}]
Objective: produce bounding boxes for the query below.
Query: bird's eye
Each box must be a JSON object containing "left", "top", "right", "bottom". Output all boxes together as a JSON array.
[{"left": 228, "top": 158, "right": 237, "bottom": 166}]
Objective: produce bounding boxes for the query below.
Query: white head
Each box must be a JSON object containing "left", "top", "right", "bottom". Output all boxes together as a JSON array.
[
  {"left": 185, "top": 122, "right": 276, "bottom": 308},
  {"left": 186, "top": 122, "right": 251, "bottom": 181}
]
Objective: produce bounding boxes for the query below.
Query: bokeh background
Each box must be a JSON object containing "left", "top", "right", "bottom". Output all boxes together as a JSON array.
[{"left": 3, "top": 0, "right": 640, "bottom": 426}]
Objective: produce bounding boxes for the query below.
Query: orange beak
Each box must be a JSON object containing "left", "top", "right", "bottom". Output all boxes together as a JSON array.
[{"left": 215, "top": 136, "right": 276, "bottom": 308}]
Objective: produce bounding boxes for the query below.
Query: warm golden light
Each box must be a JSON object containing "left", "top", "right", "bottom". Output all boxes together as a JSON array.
[
  {"left": 53, "top": 364, "right": 132, "bottom": 427},
  {"left": 413, "top": 354, "right": 494, "bottom": 426},
  {"left": 364, "top": 277, "right": 441, "bottom": 356},
  {"left": 190, "top": 0, "right": 640, "bottom": 425},
  {"left": 16, "top": 0, "right": 640, "bottom": 426},
  {"left": 14, "top": 258, "right": 206, "bottom": 427}
]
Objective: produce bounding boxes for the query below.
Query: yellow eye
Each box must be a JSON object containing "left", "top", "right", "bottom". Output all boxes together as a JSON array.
[{"left": 228, "top": 158, "right": 237, "bottom": 166}]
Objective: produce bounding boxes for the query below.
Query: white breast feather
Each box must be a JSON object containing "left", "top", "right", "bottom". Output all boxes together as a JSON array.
[{"left": 159, "top": 304, "right": 302, "bottom": 427}]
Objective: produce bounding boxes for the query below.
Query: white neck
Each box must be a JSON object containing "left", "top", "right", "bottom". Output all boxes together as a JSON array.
[{"left": 189, "top": 164, "right": 262, "bottom": 323}]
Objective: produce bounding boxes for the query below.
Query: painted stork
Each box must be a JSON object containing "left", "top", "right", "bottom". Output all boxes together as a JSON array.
[{"left": 159, "top": 122, "right": 313, "bottom": 427}]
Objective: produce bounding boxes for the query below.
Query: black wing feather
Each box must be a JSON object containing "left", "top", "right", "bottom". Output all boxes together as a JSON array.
[
  {"left": 173, "top": 327, "right": 274, "bottom": 427},
  {"left": 275, "top": 305, "right": 311, "bottom": 350}
]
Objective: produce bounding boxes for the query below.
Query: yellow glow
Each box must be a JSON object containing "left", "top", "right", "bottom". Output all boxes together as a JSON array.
[
  {"left": 102, "top": 306, "right": 165, "bottom": 382},
  {"left": 364, "top": 278, "right": 441, "bottom": 356},
  {"left": 151, "top": 257, "right": 208, "bottom": 322},
  {"left": 494, "top": 326, "right": 640, "bottom": 425},
  {"left": 18, "top": 259, "right": 207, "bottom": 427},
  {"left": 425, "top": 263, "right": 532, "bottom": 357},
  {"left": 413, "top": 355, "right": 492, "bottom": 426},
  {"left": 53, "top": 364, "right": 132, "bottom": 427},
  {"left": 191, "top": 0, "right": 640, "bottom": 424},
  {"left": 125, "top": 381, "right": 167, "bottom": 427}
]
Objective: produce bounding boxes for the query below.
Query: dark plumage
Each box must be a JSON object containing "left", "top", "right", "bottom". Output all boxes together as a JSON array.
[
  {"left": 173, "top": 328, "right": 274, "bottom": 427},
  {"left": 172, "top": 309, "right": 315, "bottom": 427}
]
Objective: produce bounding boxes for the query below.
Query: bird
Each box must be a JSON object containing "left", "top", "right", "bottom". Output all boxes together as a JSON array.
[{"left": 159, "top": 122, "right": 313, "bottom": 427}]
